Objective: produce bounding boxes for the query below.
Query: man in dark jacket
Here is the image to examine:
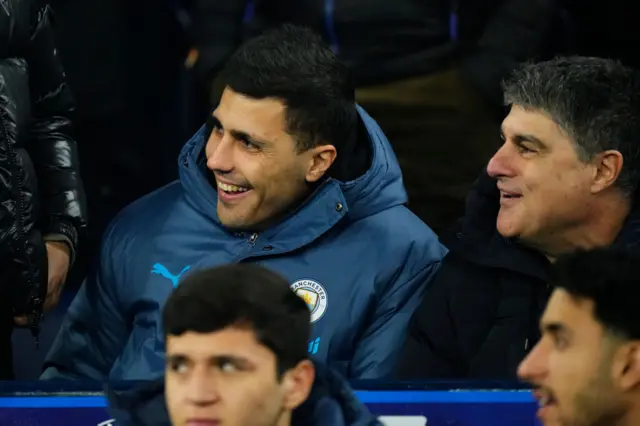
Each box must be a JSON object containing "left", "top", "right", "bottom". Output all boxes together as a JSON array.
[
  {"left": 107, "top": 264, "right": 382, "bottom": 426},
  {"left": 397, "top": 56, "right": 640, "bottom": 380},
  {"left": 182, "top": 0, "right": 567, "bottom": 234},
  {"left": 0, "top": 1, "right": 87, "bottom": 379}
]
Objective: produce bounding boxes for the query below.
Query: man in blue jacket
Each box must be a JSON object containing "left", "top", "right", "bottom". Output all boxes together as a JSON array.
[
  {"left": 107, "top": 263, "right": 382, "bottom": 426},
  {"left": 42, "top": 24, "right": 444, "bottom": 381}
]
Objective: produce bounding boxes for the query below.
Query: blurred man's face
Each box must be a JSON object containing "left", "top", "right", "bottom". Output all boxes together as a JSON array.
[
  {"left": 518, "top": 289, "right": 630, "bottom": 426},
  {"left": 165, "top": 327, "right": 314, "bottom": 426},
  {"left": 486, "top": 106, "right": 596, "bottom": 246},
  {"left": 205, "top": 87, "right": 336, "bottom": 230}
]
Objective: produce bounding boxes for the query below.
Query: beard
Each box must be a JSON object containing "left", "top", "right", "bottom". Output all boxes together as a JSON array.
[
  {"left": 562, "top": 357, "right": 627, "bottom": 426},
  {"left": 568, "top": 389, "right": 626, "bottom": 426}
]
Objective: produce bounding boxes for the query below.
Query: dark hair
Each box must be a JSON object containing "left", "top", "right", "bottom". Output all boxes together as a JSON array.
[
  {"left": 552, "top": 248, "right": 640, "bottom": 340},
  {"left": 218, "top": 24, "right": 357, "bottom": 153},
  {"left": 162, "top": 264, "right": 311, "bottom": 375},
  {"left": 503, "top": 56, "right": 640, "bottom": 196}
]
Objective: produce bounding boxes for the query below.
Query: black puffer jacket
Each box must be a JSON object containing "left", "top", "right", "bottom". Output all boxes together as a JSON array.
[{"left": 0, "top": 1, "right": 87, "bottom": 329}]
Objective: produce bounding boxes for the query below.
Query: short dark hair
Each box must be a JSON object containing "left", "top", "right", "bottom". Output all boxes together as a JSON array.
[
  {"left": 503, "top": 56, "right": 640, "bottom": 196},
  {"left": 162, "top": 264, "right": 311, "bottom": 375},
  {"left": 218, "top": 24, "right": 357, "bottom": 153},
  {"left": 552, "top": 248, "right": 640, "bottom": 340}
]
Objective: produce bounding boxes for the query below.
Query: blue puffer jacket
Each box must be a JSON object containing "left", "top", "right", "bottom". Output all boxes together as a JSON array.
[{"left": 42, "top": 105, "right": 445, "bottom": 381}]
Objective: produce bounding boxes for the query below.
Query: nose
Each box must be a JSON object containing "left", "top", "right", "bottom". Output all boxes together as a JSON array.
[
  {"left": 186, "top": 373, "right": 220, "bottom": 407},
  {"left": 486, "top": 142, "right": 516, "bottom": 179},
  {"left": 206, "top": 132, "right": 234, "bottom": 173},
  {"left": 517, "top": 340, "right": 548, "bottom": 383}
]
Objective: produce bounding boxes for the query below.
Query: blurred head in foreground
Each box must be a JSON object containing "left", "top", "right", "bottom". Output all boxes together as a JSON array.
[
  {"left": 162, "top": 264, "right": 314, "bottom": 426},
  {"left": 519, "top": 248, "right": 640, "bottom": 426}
]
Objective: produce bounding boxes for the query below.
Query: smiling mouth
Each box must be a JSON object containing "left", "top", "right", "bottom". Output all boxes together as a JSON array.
[
  {"left": 499, "top": 191, "right": 523, "bottom": 204},
  {"left": 217, "top": 181, "right": 251, "bottom": 193},
  {"left": 499, "top": 188, "right": 522, "bottom": 198},
  {"left": 216, "top": 181, "right": 253, "bottom": 204}
]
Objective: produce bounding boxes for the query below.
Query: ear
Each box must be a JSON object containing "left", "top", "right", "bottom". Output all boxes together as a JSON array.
[
  {"left": 281, "top": 359, "right": 315, "bottom": 411},
  {"left": 591, "top": 150, "right": 624, "bottom": 194},
  {"left": 614, "top": 341, "right": 640, "bottom": 391},
  {"left": 305, "top": 145, "right": 337, "bottom": 183}
]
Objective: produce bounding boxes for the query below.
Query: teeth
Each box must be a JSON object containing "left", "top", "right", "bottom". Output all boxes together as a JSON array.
[
  {"left": 539, "top": 396, "right": 549, "bottom": 407},
  {"left": 218, "top": 182, "right": 249, "bottom": 193}
]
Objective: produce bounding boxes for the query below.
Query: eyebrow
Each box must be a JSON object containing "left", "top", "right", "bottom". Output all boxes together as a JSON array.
[
  {"left": 166, "top": 354, "right": 186, "bottom": 365},
  {"left": 541, "top": 321, "right": 573, "bottom": 338},
  {"left": 501, "top": 127, "right": 546, "bottom": 149},
  {"left": 210, "top": 113, "right": 270, "bottom": 147},
  {"left": 166, "top": 353, "right": 255, "bottom": 368}
]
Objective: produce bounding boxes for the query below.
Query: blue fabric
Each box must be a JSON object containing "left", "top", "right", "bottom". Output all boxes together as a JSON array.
[
  {"left": 42, "top": 105, "right": 445, "bottom": 382},
  {"left": 106, "top": 362, "right": 383, "bottom": 426}
]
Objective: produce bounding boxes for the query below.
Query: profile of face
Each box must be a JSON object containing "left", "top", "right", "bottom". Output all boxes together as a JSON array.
[
  {"left": 486, "top": 105, "right": 623, "bottom": 245},
  {"left": 165, "top": 327, "right": 315, "bottom": 426},
  {"left": 205, "top": 87, "right": 337, "bottom": 230},
  {"left": 518, "top": 289, "right": 640, "bottom": 426}
]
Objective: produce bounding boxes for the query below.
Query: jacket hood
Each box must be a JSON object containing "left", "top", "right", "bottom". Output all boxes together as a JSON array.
[
  {"left": 106, "top": 362, "right": 382, "bottom": 426},
  {"left": 178, "top": 104, "right": 407, "bottom": 226}
]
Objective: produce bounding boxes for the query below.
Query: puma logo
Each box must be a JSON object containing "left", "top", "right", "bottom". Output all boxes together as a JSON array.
[{"left": 151, "top": 263, "right": 191, "bottom": 288}]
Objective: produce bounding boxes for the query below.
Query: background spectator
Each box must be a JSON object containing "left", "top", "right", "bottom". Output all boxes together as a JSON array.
[
  {"left": 0, "top": 2, "right": 87, "bottom": 379},
  {"left": 397, "top": 57, "right": 640, "bottom": 380}
]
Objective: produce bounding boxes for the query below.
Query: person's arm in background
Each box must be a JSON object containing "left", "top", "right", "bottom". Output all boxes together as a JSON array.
[
  {"left": 185, "top": 0, "right": 250, "bottom": 91},
  {"left": 348, "top": 241, "right": 447, "bottom": 379},
  {"left": 41, "top": 221, "right": 129, "bottom": 380},
  {"left": 459, "top": 0, "right": 566, "bottom": 107},
  {"left": 24, "top": 3, "right": 88, "bottom": 311}
]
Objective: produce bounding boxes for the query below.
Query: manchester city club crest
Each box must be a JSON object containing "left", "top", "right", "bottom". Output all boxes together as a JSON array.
[{"left": 290, "top": 279, "right": 328, "bottom": 323}]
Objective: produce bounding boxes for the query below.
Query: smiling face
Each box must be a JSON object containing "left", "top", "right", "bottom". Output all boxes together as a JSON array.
[
  {"left": 165, "top": 327, "right": 314, "bottom": 426},
  {"left": 486, "top": 106, "right": 597, "bottom": 244},
  {"left": 205, "top": 87, "right": 336, "bottom": 230}
]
